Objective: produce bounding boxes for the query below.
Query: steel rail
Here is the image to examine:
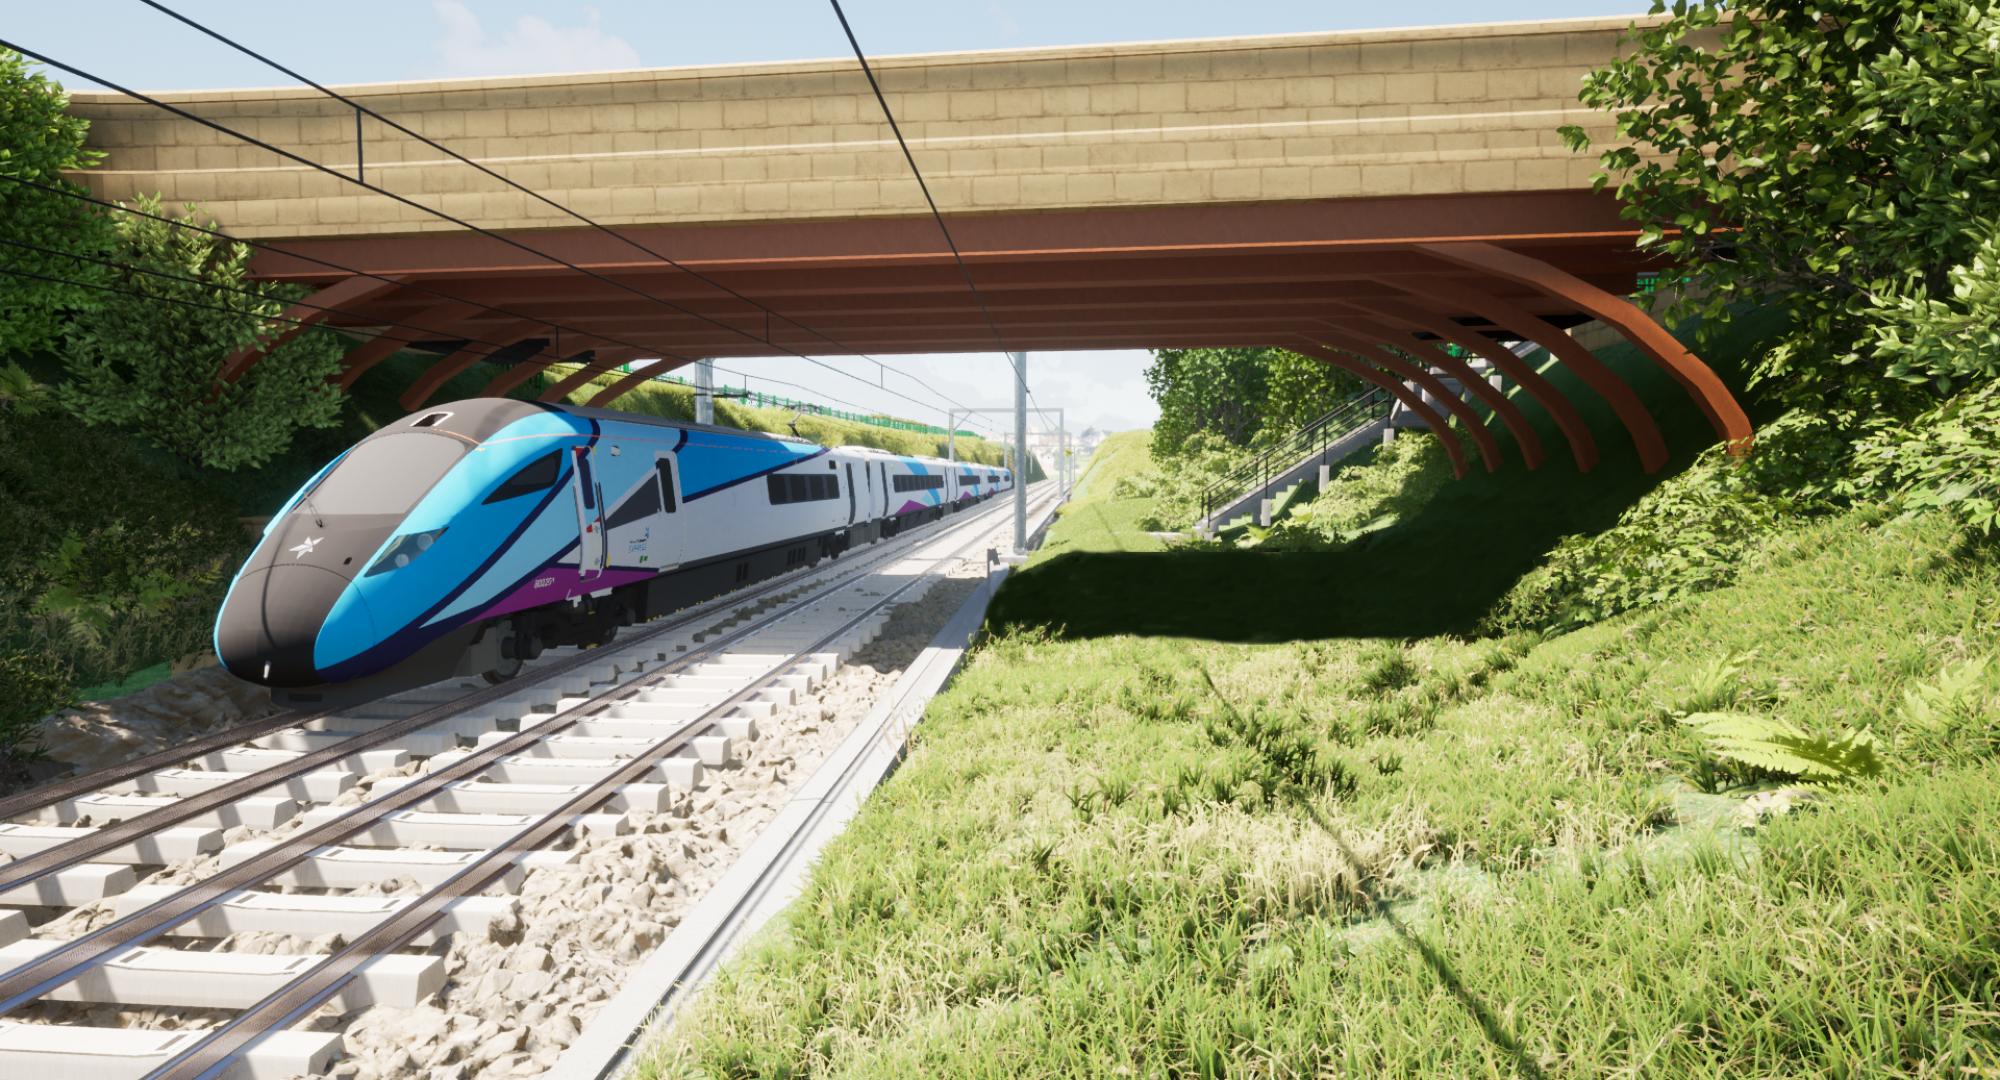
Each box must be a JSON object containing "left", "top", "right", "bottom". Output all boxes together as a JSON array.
[
  {"left": 144, "top": 487, "right": 1049, "bottom": 1079},
  {"left": 0, "top": 493, "right": 1029, "bottom": 1012},
  {"left": 0, "top": 709, "right": 307, "bottom": 824},
  {"left": 0, "top": 503, "right": 962, "bottom": 897}
]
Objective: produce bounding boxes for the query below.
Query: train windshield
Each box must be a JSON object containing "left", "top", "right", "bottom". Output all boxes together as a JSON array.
[{"left": 304, "top": 433, "right": 467, "bottom": 516}]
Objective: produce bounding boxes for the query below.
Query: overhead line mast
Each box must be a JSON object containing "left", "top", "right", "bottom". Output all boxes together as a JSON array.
[{"left": 828, "top": 0, "right": 1044, "bottom": 550}]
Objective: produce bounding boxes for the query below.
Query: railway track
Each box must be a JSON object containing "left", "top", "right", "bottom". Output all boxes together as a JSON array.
[{"left": 0, "top": 485, "right": 1055, "bottom": 1079}]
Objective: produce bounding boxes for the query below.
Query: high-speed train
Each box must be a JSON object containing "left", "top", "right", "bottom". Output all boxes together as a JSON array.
[{"left": 215, "top": 399, "right": 1013, "bottom": 708}]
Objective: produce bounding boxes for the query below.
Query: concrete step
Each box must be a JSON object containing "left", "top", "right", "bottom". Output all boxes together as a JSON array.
[
  {"left": 455, "top": 753, "right": 702, "bottom": 790},
  {"left": 43, "top": 793, "right": 295, "bottom": 832},
  {"left": 259, "top": 728, "right": 458, "bottom": 758},
  {"left": 0, "top": 939, "right": 442, "bottom": 1010},
  {"left": 114, "top": 886, "right": 516, "bottom": 946},
  {"left": 131, "top": 767, "right": 355, "bottom": 805},
  {"left": 217, "top": 843, "right": 531, "bottom": 892},
  {"left": 0, "top": 1021, "right": 340, "bottom": 1080},
  {"left": 371, "top": 779, "right": 670, "bottom": 815},
  {"left": 207, "top": 745, "right": 409, "bottom": 776},
  {"left": 0, "top": 824, "right": 219, "bottom": 866},
  {"left": 0, "top": 863, "right": 134, "bottom": 907},
  {"left": 296, "top": 805, "right": 629, "bottom": 847}
]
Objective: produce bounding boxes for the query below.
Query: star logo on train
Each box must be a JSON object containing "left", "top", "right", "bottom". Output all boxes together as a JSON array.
[{"left": 288, "top": 536, "right": 323, "bottom": 559}]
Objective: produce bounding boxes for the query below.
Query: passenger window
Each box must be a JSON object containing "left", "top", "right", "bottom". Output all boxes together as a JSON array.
[{"left": 483, "top": 450, "right": 562, "bottom": 504}]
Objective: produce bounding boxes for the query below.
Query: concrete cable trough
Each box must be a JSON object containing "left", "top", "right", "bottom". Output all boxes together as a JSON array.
[{"left": 0, "top": 486, "right": 1053, "bottom": 1079}]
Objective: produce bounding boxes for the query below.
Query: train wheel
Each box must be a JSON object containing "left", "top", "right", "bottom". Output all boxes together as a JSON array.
[{"left": 482, "top": 653, "right": 522, "bottom": 684}]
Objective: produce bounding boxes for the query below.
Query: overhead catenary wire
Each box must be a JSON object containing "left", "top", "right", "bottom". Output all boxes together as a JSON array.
[
  {"left": 6, "top": 39, "right": 1001, "bottom": 440},
  {"left": 121, "top": 0, "right": 998, "bottom": 426},
  {"left": 0, "top": 171, "right": 1001, "bottom": 438},
  {"left": 827, "top": 0, "right": 1048, "bottom": 450}
]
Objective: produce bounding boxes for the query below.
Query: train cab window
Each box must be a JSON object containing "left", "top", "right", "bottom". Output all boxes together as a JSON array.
[
  {"left": 655, "top": 459, "right": 678, "bottom": 513},
  {"left": 311, "top": 433, "right": 467, "bottom": 516},
  {"left": 483, "top": 450, "right": 563, "bottom": 505}
]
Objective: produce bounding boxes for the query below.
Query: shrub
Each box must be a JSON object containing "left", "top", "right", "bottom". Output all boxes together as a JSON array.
[
  {"left": 58, "top": 196, "right": 345, "bottom": 471},
  {"left": 0, "top": 47, "right": 114, "bottom": 358},
  {"left": 1483, "top": 412, "right": 1849, "bottom": 633},
  {"left": 1849, "top": 375, "right": 2000, "bottom": 535},
  {"left": 1245, "top": 432, "right": 1456, "bottom": 550}
]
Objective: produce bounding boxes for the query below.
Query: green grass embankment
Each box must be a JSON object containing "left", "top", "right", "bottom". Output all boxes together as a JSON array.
[{"left": 640, "top": 310, "right": 2000, "bottom": 1077}]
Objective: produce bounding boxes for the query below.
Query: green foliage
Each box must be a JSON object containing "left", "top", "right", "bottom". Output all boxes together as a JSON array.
[
  {"left": 1484, "top": 411, "right": 1851, "bottom": 633},
  {"left": 1249, "top": 432, "right": 1456, "bottom": 550},
  {"left": 0, "top": 406, "right": 248, "bottom": 727},
  {"left": 0, "top": 47, "right": 113, "bottom": 358},
  {"left": 1895, "top": 657, "right": 1999, "bottom": 768},
  {"left": 0, "top": 361, "right": 48, "bottom": 416},
  {"left": 1114, "top": 430, "right": 1255, "bottom": 531},
  {"left": 1679, "top": 712, "right": 1884, "bottom": 785},
  {"left": 1850, "top": 375, "right": 2000, "bottom": 534},
  {"left": 57, "top": 196, "right": 344, "bottom": 471},
  {"left": 1564, "top": 1, "right": 2000, "bottom": 404},
  {"left": 0, "top": 650, "right": 66, "bottom": 778},
  {"left": 1144, "top": 347, "right": 1357, "bottom": 457}
]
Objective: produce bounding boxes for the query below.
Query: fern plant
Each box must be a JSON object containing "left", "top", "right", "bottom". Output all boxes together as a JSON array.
[
  {"left": 1679, "top": 712, "right": 1884, "bottom": 784},
  {"left": 1896, "top": 657, "right": 1996, "bottom": 765}
]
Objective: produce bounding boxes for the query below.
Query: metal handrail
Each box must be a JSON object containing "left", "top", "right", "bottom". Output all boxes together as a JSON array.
[{"left": 1200, "top": 387, "right": 1393, "bottom": 526}]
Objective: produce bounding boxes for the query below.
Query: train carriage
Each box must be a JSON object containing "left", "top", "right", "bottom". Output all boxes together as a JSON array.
[{"left": 215, "top": 399, "right": 1011, "bottom": 708}]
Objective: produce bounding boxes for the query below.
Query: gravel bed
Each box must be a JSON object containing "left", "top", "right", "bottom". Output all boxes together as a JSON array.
[{"left": 11, "top": 547, "right": 996, "bottom": 1080}]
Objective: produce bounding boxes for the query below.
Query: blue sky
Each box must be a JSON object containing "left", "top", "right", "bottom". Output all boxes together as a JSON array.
[{"left": 15, "top": 1, "right": 1647, "bottom": 436}]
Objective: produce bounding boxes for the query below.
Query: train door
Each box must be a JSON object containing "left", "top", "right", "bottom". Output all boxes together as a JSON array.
[
  {"left": 879, "top": 462, "right": 889, "bottom": 516},
  {"left": 652, "top": 452, "right": 683, "bottom": 570},
  {"left": 571, "top": 446, "right": 605, "bottom": 580},
  {"left": 845, "top": 464, "right": 856, "bottom": 525}
]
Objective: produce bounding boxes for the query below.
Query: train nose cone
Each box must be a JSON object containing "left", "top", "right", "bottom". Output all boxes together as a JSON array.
[{"left": 216, "top": 564, "right": 360, "bottom": 687}]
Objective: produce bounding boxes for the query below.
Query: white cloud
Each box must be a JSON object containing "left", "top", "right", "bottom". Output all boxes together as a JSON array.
[{"left": 430, "top": 2, "right": 641, "bottom": 78}]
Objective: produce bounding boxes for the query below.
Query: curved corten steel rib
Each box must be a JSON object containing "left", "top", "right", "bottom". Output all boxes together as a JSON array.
[
  {"left": 1415, "top": 241, "right": 1753, "bottom": 452},
  {"left": 399, "top": 321, "right": 548, "bottom": 411},
  {"left": 1320, "top": 312, "right": 1545, "bottom": 471},
  {"left": 1394, "top": 276, "right": 1670, "bottom": 473},
  {"left": 1306, "top": 329, "right": 1500, "bottom": 473},
  {"left": 588, "top": 358, "right": 698, "bottom": 409},
  {"left": 1289, "top": 339, "right": 1468, "bottom": 480},
  {"left": 220, "top": 275, "right": 405, "bottom": 383},
  {"left": 540, "top": 347, "right": 655, "bottom": 403},
  {"left": 1358, "top": 298, "right": 1598, "bottom": 473},
  {"left": 331, "top": 300, "right": 489, "bottom": 392}
]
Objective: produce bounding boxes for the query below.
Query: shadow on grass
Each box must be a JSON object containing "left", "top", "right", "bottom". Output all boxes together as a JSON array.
[{"left": 988, "top": 307, "right": 1791, "bottom": 643}]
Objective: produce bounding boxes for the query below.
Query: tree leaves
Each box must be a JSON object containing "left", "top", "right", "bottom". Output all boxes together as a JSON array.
[
  {"left": 55, "top": 195, "right": 345, "bottom": 471},
  {"left": 1576, "top": 1, "right": 2000, "bottom": 404}
]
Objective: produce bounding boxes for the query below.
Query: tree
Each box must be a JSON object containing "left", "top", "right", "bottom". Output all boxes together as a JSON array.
[
  {"left": 1144, "top": 347, "right": 1360, "bottom": 457},
  {"left": 0, "top": 48, "right": 113, "bottom": 357},
  {"left": 1561, "top": 1, "right": 2000, "bottom": 404},
  {"left": 58, "top": 196, "right": 345, "bottom": 470}
]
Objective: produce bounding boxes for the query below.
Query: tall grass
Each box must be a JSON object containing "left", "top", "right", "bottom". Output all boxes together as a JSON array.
[{"left": 639, "top": 439, "right": 2000, "bottom": 1077}]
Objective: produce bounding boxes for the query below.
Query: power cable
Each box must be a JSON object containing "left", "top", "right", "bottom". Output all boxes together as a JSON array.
[
  {"left": 123, "top": 0, "right": 996, "bottom": 425},
  {"left": 827, "top": 0, "right": 1044, "bottom": 448},
  {"left": 7, "top": 38, "right": 993, "bottom": 437}
]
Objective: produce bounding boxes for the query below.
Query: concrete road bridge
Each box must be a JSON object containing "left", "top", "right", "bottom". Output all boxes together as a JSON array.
[{"left": 68, "top": 14, "right": 1748, "bottom": 473}]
